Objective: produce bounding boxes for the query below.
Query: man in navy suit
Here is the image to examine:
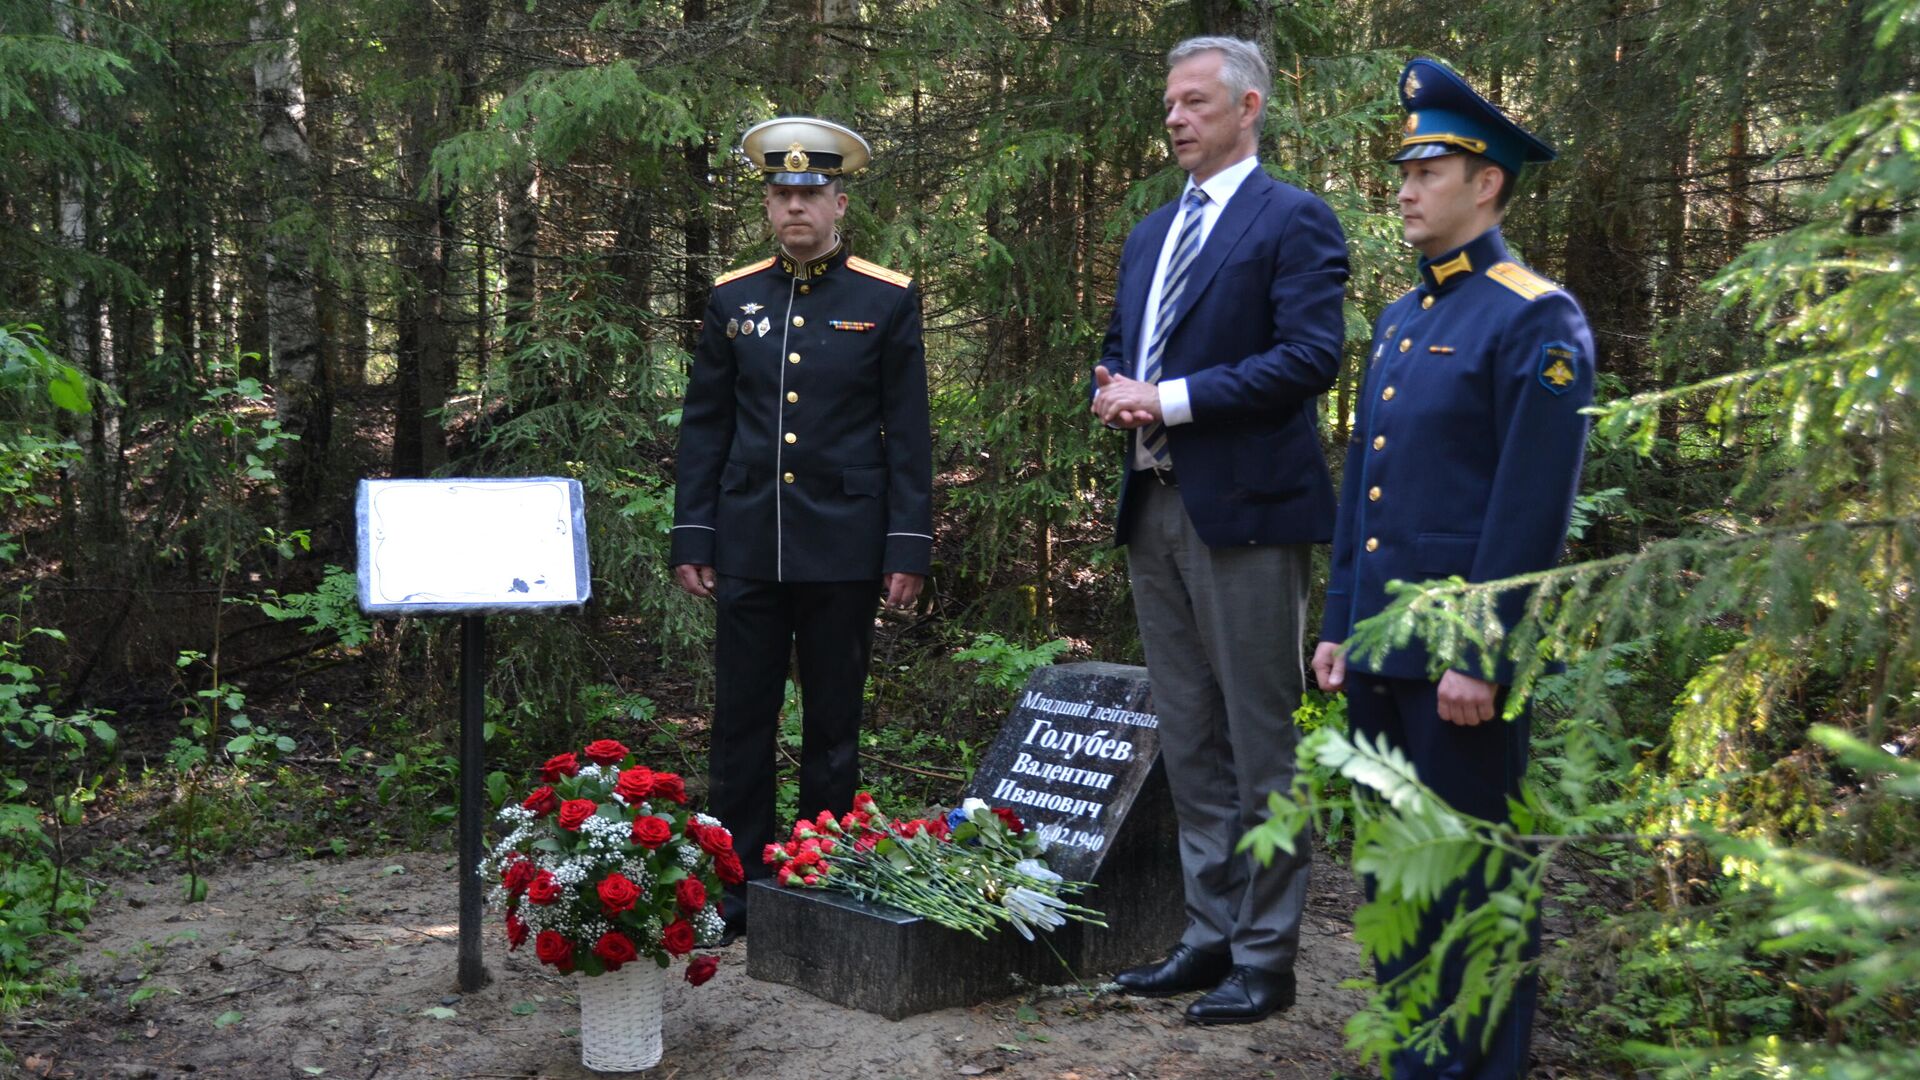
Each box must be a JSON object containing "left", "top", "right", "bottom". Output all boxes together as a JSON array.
[
  {"left": 1312, "top": 58, "right": 1594, "bottom": 1078},
  {"left": 1091, "top": 35, "right": 1350, "bottom": 1025}
]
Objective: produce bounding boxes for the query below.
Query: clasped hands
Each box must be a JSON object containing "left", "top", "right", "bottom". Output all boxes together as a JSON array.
[{"left": 1091, "top": 365, "right": 1163, "bottom": 429}]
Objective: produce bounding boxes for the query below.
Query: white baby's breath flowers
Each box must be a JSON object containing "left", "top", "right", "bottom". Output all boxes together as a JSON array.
[
  {"left": 579, "top": 814, "right": 628, "bottom": 849},
  {"left": 693, "top": 904, "right": 725, "bottom": 945},
  {"left": 677, "top": 844, "right": 700, "bottom": 869},
  {"left": 550, "top": 858, "right": 591, "bottom": 887}
]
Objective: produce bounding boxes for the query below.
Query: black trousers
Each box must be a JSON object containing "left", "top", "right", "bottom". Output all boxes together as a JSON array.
[
  {"left": 709, "top": 574, "right": 878, "bottom": 912},
  {"left": 1345, "top": 672, "right": 1539, "bottom": 1080}
]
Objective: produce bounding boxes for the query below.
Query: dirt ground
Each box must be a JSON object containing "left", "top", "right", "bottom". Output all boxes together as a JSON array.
[{"left": 3, "top": 848, "right": 1369, "bottom": 1080}]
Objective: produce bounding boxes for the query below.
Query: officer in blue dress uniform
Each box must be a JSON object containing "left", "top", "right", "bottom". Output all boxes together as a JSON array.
[
  {"left": 670, "top": 117, "right": 932, "bottom": 940},
  {"left": 1311, "top": 59, "right": 1594, "bottom": 1078}
]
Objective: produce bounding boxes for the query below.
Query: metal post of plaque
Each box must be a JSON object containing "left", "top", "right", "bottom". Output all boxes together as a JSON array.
[{"left": 355, "top": 477, "right": 592, "bottom": 993}]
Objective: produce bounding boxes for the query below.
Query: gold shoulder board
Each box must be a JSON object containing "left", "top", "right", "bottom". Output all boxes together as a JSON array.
[
  {"left": 713, "top": 257, "right": 775, "bottom": 287},
  {"left": 1487, "top": 262, "right": 1559, "bottom": 302},
  {"left": 846, "top": 256, "right": 913, "bottom": 288}
]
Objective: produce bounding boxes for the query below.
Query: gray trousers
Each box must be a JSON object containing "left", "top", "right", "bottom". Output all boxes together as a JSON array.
[{"left": 1126, "top": 480, "right": 1311, "bottom": 971}]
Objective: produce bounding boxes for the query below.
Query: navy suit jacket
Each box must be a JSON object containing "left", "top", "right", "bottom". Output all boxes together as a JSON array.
[{"left": 1099, "top": 169, "right": 1350, "bottom": 547}]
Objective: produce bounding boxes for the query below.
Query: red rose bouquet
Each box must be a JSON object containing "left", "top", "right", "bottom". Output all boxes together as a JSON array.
[
  {"left": 486, "top": 740, "right": 735, "bottom": 983},
  {"left": 764, "top": 793, "right": 1104, "bottom": 940}
]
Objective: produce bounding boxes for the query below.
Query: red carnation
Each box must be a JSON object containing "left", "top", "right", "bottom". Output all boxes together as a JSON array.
[
  {"left": 557, "top": 799, "right": 597, "bottom": 831},
  {"left": 763, "top": 843, "right": 785, "bottom": 865},
  {"left": 649, "top": 772, "right": 688, "bottom": 805},
  {"left": 505, "top": 910, "right": 529, "bottom": 950},
  {"left": 583, "top": 739, "right": 629, "bottom": 767},
  {"left": 614, "top": 766, "right": 656, "bottom": 803},
  {"left": 502, "top": 857, "right": 538, "bottom": 896},
  {"left": 675, "top": 877, "right": 707, "bottom": 914},
  {"left": 776, "top": 864, "right": 795, "bottom": 885},
  {"left": 992, "top": 807, "right": 1026, "bottom": 835},
  {"left": 685, "top": 954, "right": 719, "bottom": 986},
  {"left": 592, "top": 931, "right": 639, "bottom": 971},
  {"left": 695, "top": 824, "right": 734, "bottom": 857},
  {"left": 538, "top": 753, "right": 580, "bottom": 781},
  {"left": 927, "top": 816, "right": 952, "bottom": 841},
  {"left": 715, "top": 849, "right": 746, "bottom": 885},
  {"left": 535, "top": 929, "right": 574, "bottom": 972},
  {"left": 526, "top": 870, "right": 562, "bottom": 905},
  {"left": 598, "top": 872, "right": 643, "bottom": 917},
  {"left": 852, "top": 791, "right": 877, "bottom": 813},
  {"left": 522, "top": 785, "right": 560, "bottom": 816},
  {"left": 661, "top": 919, "right": 695, "bottom": 956},
  {"left": 632, "top": 815, "right": 673, "bottom": 848}
]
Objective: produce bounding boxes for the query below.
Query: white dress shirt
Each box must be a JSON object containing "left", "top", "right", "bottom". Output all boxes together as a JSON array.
[{"left": 1132, "top": 154, "right": 1262, "bottom": 470}]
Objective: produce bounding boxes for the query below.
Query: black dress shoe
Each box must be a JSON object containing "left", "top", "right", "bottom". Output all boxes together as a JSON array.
[
  {"left": 719, "top": 909, "right": 746, "bottom": 947},
  {"left": 1184, "top": 965, "right": 1296, "bottom": 1024},
  {"left": 1112, "top": 944, "right": 1232, "bottom": 997}
]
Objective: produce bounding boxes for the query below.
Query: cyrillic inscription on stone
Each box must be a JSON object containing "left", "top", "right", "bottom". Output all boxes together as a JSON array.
[{"left": 962, "top": 662, "right": 1158, "bottom": 882}]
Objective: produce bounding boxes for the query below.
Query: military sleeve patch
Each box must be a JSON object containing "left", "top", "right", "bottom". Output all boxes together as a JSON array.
[{"left": 1538, "top": 341, "right": 1580, "bottom": 395}]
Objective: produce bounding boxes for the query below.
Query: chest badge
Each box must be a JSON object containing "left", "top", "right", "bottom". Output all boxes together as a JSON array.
[
  {"left": 830, "top": 320, "right": 876, "bottom": 332},
  {"left": 726, "top": 318, "right": 739, "bottom": 338},
  {"left": 756, "top": 316, "right": 771, "bottom": 338},
  {"left": 741, "top": 302, "right": 764, "bottom": 315},
  {"left": 1427, "top": 345, "right": 1455, "bottom": 354}
]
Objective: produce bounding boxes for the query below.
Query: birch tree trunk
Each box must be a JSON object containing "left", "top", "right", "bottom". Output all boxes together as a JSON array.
[
  {"left": 54, "top": 3, "right": 116, "bottom": 543},
  {"left": 251, "top": 0, "right": 330, "bottom": 520}
]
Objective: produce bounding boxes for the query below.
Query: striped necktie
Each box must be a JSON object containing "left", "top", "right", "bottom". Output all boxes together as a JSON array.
[{"left": 1139, "top": 187, "right": 1209, "bottom": 465}]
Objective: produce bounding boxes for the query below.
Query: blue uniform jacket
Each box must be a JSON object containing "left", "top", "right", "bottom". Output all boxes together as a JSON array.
[
  {"left": 1098, "top": 169, "right": 1350, "bottom": 548},
  {"left": 1321, "top": 228, "right": 1594, "bottom": 683}
]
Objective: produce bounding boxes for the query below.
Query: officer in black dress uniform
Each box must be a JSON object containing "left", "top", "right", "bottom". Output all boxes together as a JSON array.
[
  {"left": 1312, "top": 59, "right": 1595, "bottom": 1079},
  {"left": 670, "top": 117, "right": 932, "bottom": 940}
]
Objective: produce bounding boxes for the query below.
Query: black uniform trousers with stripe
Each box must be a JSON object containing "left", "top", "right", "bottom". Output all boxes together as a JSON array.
[{"left": 709, "top": 574, "right": 877, "bottom": 918}]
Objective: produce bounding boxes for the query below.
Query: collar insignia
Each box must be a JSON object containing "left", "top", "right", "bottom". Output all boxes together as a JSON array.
[{"left": 1430, "top": 251, "right": 1473, "bottom": 284}]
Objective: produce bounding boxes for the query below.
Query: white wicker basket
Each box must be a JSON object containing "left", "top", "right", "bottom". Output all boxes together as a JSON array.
[{"left": 577, "top": 960, "right": 666, "bottom": 1072}]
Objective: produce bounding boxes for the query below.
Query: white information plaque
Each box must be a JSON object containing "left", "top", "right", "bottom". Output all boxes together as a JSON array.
[{"left": 356, "top": 477, "right": 591, "bottom": 615}]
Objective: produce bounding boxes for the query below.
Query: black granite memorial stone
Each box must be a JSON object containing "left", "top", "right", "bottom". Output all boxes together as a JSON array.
[
  {"left": 747, "top": 663, "right": 1185, "bottom": 1017},
  {"left": 962, "top": 661, "right": 1162, "bottom": 881}
]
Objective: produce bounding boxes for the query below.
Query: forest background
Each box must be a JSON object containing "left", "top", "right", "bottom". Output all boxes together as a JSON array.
[{"left": 2, "top": 0, "right": 1917, "bottom": 1075}]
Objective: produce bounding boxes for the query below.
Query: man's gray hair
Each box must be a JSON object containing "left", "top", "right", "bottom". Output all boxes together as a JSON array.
[{"left": 1167, "top": 36, "right": 1272, "bottom": 125}]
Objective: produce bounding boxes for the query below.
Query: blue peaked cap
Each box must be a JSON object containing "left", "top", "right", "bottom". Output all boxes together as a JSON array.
[{"left": 1390, "top": 58, "right": 1556, "bottom": 176}]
